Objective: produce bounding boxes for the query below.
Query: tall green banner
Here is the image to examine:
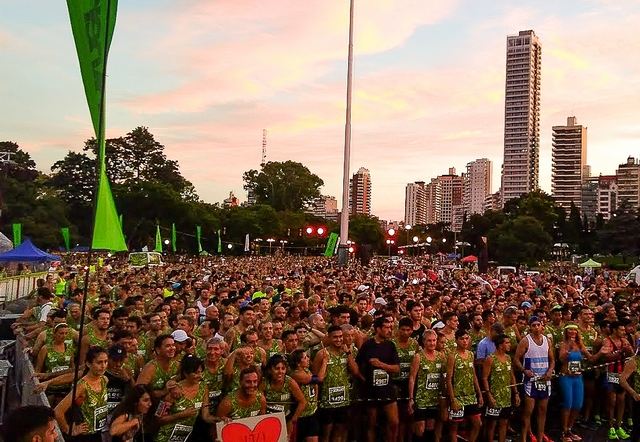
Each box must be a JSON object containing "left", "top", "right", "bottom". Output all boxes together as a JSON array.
[
  {"left": 171, "top": 223, "right": 177, "bottom": 253},
  {"left": 154, "top": 225, "right": 162, "bottom": 252},
  {"left": 119, "top": 214, "right": 123, "bottom": 227},
  {"left": 61, "top": 227, "right": 71, "bottom": 251},
  {"left": 67, "top": 0, "right": 127, "bottom": 252},
  {"left": 324, "top": 232, "right": 339, "bottom": 257},
  {"left": 196, "top": 225, "right": 203, "bottom": 253},
  {"left": 217, "top": 229, "right": 222, "bottom": 253},
  {"left": 12, "top": 223, "right": 21, "bottom": 247}
]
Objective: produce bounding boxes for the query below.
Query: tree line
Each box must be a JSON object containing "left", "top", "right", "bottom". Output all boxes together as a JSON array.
[{"left": 1, "top": 127, "right": 639, "bottom": 264}]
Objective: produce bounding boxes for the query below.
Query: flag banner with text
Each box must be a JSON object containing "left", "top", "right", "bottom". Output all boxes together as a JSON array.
[
  {"left": 92, "top": 171, "right": 127, "bottom": 251},
  {"left": 217, "top": 229, "right": 222, "bottom": 253},
  {"left": 171, "top": 223, "right": 177, "bottom": 252},
  {"left": 61, "top": 227, "right": 70, "bottom": 251},
  {"left": 324, "top": 232, "right": 339, "bottom": 257},
  {"left": 12, "top": 223, "right": 21, "bottom": 247}
]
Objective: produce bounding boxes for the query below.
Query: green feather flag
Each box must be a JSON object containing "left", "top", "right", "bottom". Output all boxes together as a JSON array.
[
  {"left": 154, "top": 225, "right": 162, "bottom": 252},
  {"left": 171, "top": 223, "right": 177, "bottom": 253},
  {"left": 12, "top": 223, "right": 21, "bottom": 247},
  {"left": 67, "top": 0, "right": 126, "bottom": 252},
  {"left": 196, "top": 225, "right": 203, "bottom": 253},
  {"left": 61, "top": 227, "right": 70, "bottom": 251},
  {"left": 217, "top": 229, "right": 222, "bottom": 253}
]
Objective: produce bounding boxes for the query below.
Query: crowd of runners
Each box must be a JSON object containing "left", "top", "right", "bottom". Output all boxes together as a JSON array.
[{"left": 5, "top": 255, "right": 640, "bottom": 442}]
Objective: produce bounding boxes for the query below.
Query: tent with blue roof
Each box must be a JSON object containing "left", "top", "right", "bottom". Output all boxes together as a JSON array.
[{"left": 0, "top": 238, "right": 60, "bottom": 262}]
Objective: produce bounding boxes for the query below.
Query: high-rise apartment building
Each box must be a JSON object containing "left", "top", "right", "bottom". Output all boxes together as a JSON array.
[
  {"left": 501, "top": 30, "right": 542, "bottom": 205},
  {"left": 307, "top": 195, "right": 338, "bottom": 221},
  {"left": 597, "top": 175, "right": 618, "bottom": 220},
  {"left": 404, "top": 181, "right": 426, "bottom": 226},
  {"left": 425, "top": 179, "right": 441, "bottom": 225},
  {"left": 424, "top": 168, "right": 464, "bottom": 225},
  {"left": 551, "top": 116, "right": 587, "bottom": 210},
  {"left": 464, "top": 159, "right": 492, "bottom": 215},
  {"left": 439, "top": 168, "right": 465, "bottom": 225},
  {"left": 615, "top": 157, "right": 640, "bottom": 210},
  {"left": 348, "top": 167, "right": 372, "bottom": 215}
]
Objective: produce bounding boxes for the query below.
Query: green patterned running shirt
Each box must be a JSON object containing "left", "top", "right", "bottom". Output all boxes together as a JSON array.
[
  {"left": 319, "top": 351, "right": 350, "bottom": 409},
  {"left": 415, "top": 351, "right": 445, "bottom": 409},
  {"left": 452, "top": 350, "right": 477, "bottom": 406},
  {"left": 488, "top": 353, "right": 512, "bottom": 408}
]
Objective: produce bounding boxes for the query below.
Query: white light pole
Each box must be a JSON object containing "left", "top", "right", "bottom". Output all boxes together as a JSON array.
[
  {"left": 266, "top": 238, "right": 275, "bottom": 254},
  {"left": 338, "top": 0, "right": 355, "bottom": 266}
]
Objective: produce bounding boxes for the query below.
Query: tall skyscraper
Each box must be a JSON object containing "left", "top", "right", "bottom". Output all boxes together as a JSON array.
[
  {"left": 501, "top": 30, "right": 542, "bottom": 205},
  {"left": 425, "top": 179, "right": 440, "bottom": 225},
  {"left": 307, "top": 195, "right": 338, "bottom": 221},
  {"left": 349, "top": 167, "right": 372, "bottom": 215},
  {"left": 464, "top": 159, "right": 492, "bottom": 215},
  {"left": 404, "top": 181, "right": 426, "bottom": 226},
  {"left": 551, "top": 116, "right": 587, "bottom": 210}
]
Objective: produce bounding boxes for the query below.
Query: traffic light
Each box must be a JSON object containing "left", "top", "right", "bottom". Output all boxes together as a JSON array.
[{"left": 304, "top": 226, "right": 327, "bottom": 237}]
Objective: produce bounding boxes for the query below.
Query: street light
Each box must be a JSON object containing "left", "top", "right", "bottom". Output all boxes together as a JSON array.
[
  {"left": 388, "top": 228, "right": 396, "bottom": 237},
  {"left": 386, "top": 239, "right": 395, "bottom": 257},
  {"left": 266, "top": 238, "right": 275, "bottom": 254},
  {"left": 163, "top": 239, "right": 170, "bottom": 246}
]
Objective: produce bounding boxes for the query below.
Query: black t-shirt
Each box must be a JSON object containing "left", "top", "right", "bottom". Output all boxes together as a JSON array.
[
  {"left": 411, "top": 323, "right": 426, "bottom": 342},
  {"left": 105, "top": 370, "right": 131, "bottom": 414},
  {"left": 356, "top": 338, "right": 399, "bottom": 400}
]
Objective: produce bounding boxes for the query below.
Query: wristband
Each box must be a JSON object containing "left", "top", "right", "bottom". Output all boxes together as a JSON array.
[{"left": 311, "top": 375, "right": 320, "bottom": 384}]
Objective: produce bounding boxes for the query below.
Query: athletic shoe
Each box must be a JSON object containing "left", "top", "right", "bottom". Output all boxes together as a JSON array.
[
  {"left": 616, "top": 427, "right": 630, "bottom": 440},
  {"left": 568, "top": 431, "right": 582, "bottom": 441},
  {"left": 529, "top": 433, "right": 537, "bottom": 442},
  {"left": 609, "top": 427, "right": 619, "bottom": 440},
  {"left": 627, "top": 417, "right": 633, "bottom": 428},
  {"left": 595, "top": 415, "right": 602, "bottom": 426}
]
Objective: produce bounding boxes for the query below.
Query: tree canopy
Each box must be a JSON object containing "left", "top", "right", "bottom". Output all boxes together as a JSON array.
[{"left": 243, "top": 161, "right": 324, "bottom": 212}]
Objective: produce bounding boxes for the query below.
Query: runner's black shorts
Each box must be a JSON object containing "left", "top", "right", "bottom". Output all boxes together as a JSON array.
[
  {"left": 318, "top": 406, "right": 349, "bottom": 425},
  {"left": 414, "top": 406, "right": 439, "bottom": 421},
  {"left": 449, "top": 404, "right": 481, "bottom": 422},
  {"left": 484, "top": 406, "right": 513, "bottom": 420},
  {"left": 296, "top": 414, "right": 320, "bottom": 438}
]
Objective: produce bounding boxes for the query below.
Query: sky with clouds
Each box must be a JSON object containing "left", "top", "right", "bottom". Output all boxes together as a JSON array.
[{"left": 2, "top": 0, "right": 640, "bottom": 221}]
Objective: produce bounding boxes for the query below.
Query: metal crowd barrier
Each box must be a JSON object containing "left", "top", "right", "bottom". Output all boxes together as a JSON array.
[
  {"left": 15, "top": 335, "right": 64, "bottom": 442},
  {"left": 0, "top": 272, "right": 47, "bottom": 307}
]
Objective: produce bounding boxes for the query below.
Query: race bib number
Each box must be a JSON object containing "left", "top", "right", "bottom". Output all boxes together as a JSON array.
[
  {"left": 51, "top": 365, "right": 69, "bottom": 373},
  {"left": 209, "top": 390, "right": 222, "bottom": 400},
  {"left": 308, "top": 385, "right": 316, "bottom": 398},
  {"left": 194, "top": 402, "right": 203, "bottom": 410},
  {"left": 534, "top": 379, "right": 548, "bottom": 391},
  {"left": 94, "top": 405, "right": 108, "bottom": 431},
  {"left": 373, "top": 369, "right": 389, "bottom": 387},
  {"left": 485, "top": 407, "right": 501, "bottom": 417},
  {"left": 268, "top": 404, "right": 285, "bottom": 413},
  {"left": 568, "top": 361, "right": 581, "bottom": 374},
  {"left": 449, "top": 408, "right": 464, "bottom": 419},
  {"left": 328, "top": 386, "right": 346, "bottom": 405},
  {"left": 607, "top": 372, "right": 620, "bottom": 384},
  {"left": 169, "top": 424, "right": 192, "bottom": 442},
  {"left": 399, "top": 363, "right": 411, "bottom": 379},
  {"left": 426, "top": 373, "right": 440, "bottom": 390}
]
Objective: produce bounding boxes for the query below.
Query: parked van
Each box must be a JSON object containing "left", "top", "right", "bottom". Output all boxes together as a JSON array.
[
  {"left": 129, "top": 252, "right": 164, "bottom": 269},
  {"left": 496, "top": 266, "right": 517, "bottom": 280}
]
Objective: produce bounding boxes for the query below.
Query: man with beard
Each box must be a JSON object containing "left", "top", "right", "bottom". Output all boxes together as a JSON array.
[{"left": 80, "top": 309, "right": 111, "bottom": 365}]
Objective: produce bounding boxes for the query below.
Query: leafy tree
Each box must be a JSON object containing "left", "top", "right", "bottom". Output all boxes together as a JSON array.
[
  {"left": 598, "top": 200, "right": 640, "bottom": 259},
  {"left": 348, "top": 214, "right": 385, "bottom": 251},
  {"left": 487, "top": 216, "right": 552, "bottom": 265},
  {"left": 243, "top": 161, "right": 324, "bottom": 212},
  {"left": 84, "top": 127, "right": 198, "bottom": 201}
]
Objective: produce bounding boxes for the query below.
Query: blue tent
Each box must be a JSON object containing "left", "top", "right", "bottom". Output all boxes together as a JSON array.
[{"left": 0, "top": 238, "right": 60, "bottom": 262}]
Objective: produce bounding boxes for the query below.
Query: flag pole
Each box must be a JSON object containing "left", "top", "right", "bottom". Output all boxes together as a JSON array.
[{"left": 68, "top": 0, "right": 114, "bottom": 436}]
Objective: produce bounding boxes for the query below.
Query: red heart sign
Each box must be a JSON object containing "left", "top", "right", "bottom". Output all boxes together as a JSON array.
[{"left": 221, "top": 416, "right": 283, "bottom": 442}]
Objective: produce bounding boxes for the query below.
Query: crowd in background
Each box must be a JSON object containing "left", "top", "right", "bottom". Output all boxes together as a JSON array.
[{"left": 4, "top": 254, "right": 640, "bottom": 442}]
